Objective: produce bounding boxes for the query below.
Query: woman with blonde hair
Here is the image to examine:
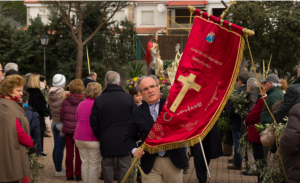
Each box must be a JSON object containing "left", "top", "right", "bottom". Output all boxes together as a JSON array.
[
  {"left": 27, "top": 74, "right": 49, "bottom": 156},
  {"left": 60, "top": 79, "right": 85, "bottom": 181},
  {"left": 74, "top": 82, "right": 102, "bottom": 183},
  {"left": 0, "top": 75, "right": 34, "bottom": 182},
  {"left": 280, "top": 78, "right": 288, "bottom": 93}
]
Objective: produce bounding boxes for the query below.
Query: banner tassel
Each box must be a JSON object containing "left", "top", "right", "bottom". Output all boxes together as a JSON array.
[{"left": 137, "top": 163, "right": 147, "bottom": 180}]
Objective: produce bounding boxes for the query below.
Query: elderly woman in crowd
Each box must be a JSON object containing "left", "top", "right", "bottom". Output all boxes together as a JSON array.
[
  {"left": 27, "top": 74, "right": 49, "bottom": 156},
  {"left": 60, "top": 79, "right": 85, "bottom": 181},
  {"left": 245, "top": 85, "right": 267, "bottom": 182},
  {"left": 48, "top": 74, "right": 67, "bottom": 177},
  {"left": 0, "top": 75, "right": 34, "bottom": 183},
  {"left": 74, "top": 82, "right": 102, "bottom": 183},
  {"left": 279, "top": 79, "right": 288, "bottom": 93}
]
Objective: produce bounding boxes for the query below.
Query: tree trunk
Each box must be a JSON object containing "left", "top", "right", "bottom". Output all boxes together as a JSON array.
[{"left": 76, "top": 44, "right": 83, "bottom": 79}]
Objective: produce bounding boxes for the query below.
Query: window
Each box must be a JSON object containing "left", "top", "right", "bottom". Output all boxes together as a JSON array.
[
  {"left": 141, "top": 11, "right": 154, "bottom": 24},
  {"left": 113, "top": 10, "right": 125, "bottom": 23}
]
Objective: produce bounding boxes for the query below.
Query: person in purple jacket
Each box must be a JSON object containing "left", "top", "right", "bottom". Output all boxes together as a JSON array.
[
  {"left": 60, "top": 79, "right": 85, "bottom": 181},
  {"left": 74, "top": 82, "right": 102, "bottom": 183}
]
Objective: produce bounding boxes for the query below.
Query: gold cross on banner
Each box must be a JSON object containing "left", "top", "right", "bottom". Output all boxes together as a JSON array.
[{"left": 170, "top": 73, "right": 201, "bottom": 113}]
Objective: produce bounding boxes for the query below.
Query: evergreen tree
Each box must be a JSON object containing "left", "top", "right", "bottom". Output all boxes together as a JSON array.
[{"left": 226, "top": 1, "right": 300, "bottom": 81}]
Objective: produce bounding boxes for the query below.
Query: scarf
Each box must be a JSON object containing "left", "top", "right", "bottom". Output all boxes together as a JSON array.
[{"left": 0, "top": 93, "right": 22, "bottom": 103}]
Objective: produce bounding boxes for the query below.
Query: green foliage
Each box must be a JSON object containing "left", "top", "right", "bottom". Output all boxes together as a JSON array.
[
  {"left": 161, "top": 85, "right": 170, "bottom": 98},
  {"left": 125, "top": 61, "right": 145, "bottom": 78},
  {"left": 0, "top": 1, "right": 26, "bottom": 26},
  {"left": 226, "top": 1, "right": 300, "bottom": 81},
  {"left": 218, "top": 117, "right": 229, "bottom": 136},
  {"left": 163, "top": 60, "right": 174, "bottom": 69},
  {"left": 29, "top": 153, "right": 44, "bottom": 183},
  {"left": 244, "top": 122, "right": 287, "bottom": 182},
  {"left": 229, "top": 89, "right": 249, "bottom": 118},
  {"left": 238, "top": 131, "right": 251, "bottom": 156}
]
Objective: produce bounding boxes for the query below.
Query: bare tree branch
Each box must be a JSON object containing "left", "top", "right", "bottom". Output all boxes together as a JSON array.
[
  {"left": 81, "top": 2, "right": 102, "bottom": 21},
  {"left": 83, "top": 2, "right": 122, "bottom": 45}
]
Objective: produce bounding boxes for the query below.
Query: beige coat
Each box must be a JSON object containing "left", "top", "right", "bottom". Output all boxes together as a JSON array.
[
  {"left": 48, "top": 87, "right": 65, "bottom": 122},
  {"left": 0, "top": 98, "right": 31, "bottom": 182}
]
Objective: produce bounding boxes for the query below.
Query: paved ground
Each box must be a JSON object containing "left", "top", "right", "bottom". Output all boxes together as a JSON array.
[{"left": 38, "top": 133, "right": 257, "bottom": 183}]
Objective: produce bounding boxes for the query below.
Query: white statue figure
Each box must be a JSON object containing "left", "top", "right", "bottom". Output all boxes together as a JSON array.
[
  {"left": 149, "top": 34, "right": 164, "bottom": 77},
  {"left": 166, "top": 43, "right": 183, "bottom": 85}
]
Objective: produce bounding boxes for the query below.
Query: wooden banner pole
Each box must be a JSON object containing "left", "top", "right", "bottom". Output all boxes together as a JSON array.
[
  {"left": 199, "top": 137, "right": 211, "bottom": 178},
  {"left": 121, "top": 144, "right": 145, "bottom": 183}
]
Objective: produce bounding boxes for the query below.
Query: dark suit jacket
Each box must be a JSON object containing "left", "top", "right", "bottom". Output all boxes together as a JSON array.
[
  {"left": 83, "top": 77, "right": 96, "bottom": 88},
  {"left": 90, "top": 85, "right": 136, "bottom": 156},
  {"left": 124, "top": 98, "right": 188, "bottom": 174}
]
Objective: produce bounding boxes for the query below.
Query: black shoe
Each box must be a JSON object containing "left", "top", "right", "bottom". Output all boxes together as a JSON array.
[
  {"left": 67, "top": 177, "right": 74, "bottom": 181},
  {"left": 41, "top": 153, "right": 47, "bottom": 156},
  {"left": 44, "top": 133, "right": 52, "bottom": 137},
  {"left": 183, "top": 167, "right": 188, "bottom": 174},
  {"left": 75, "top": 175, "right": 82, "bottom": 181},
  {"left": 228, "top": 159, "right": 234, "bottom": 163},
  {"left": 242, "top": 169, "right": 258, "bottom": 176}
]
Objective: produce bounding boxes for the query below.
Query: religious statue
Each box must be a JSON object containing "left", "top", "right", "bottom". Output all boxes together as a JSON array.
[
  {"left": 147, "top": 34, "right": 164, "bottom": 77},
  {"left": 166, "top": 43, "right": 182, "bottom": 85}
]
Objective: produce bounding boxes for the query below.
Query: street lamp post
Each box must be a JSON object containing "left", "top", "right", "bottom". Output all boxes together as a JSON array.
[{"left": 40, "top": 32, "right": 49, "bottom": 79}]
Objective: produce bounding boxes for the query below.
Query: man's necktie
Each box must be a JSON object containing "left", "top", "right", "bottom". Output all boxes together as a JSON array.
[{"left": 150, "top": 103, "right": 165, "bottom": 157}]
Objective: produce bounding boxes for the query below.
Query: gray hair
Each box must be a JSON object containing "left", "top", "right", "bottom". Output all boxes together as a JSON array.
[
  {"left": 25, "top": 73, "right": 33, "bottom": 80},
  {"left": 4, "top": 62, "right": 18, "bottom": 73},
  {"left": 105, "top": 71, "right": 120, "bottom": 85},
  {"left": 136, "top": 75, "right": 159, "bottom": 92},
  {"left": 272, "top": 82, "right": 282, "bottom": 87},
  {"left": 89, "top": 72, "right": 96, "bottom": 77},
  {"left": 247, "top": 78, "right": 258, "bottom": 89}
]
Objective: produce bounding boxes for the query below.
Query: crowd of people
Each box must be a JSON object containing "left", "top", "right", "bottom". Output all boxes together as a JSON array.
[
  {"left": 224, "top": 70, "right": 300, "bottom": 183},
  {"left": 2, "top": 60, "right": 300, "bottom": 183}
]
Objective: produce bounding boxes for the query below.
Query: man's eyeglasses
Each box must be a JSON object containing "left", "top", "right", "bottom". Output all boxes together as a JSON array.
[{"left": 141, "top": 84, "right": 158, "bottom": 92}]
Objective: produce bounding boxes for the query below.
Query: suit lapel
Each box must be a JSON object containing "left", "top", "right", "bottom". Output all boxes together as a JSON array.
[
  {"left": 141, "top": 98, "right": 166, "bottom": 126},
  {"left": 141, "top": 103, "right": 154, "bottom": 126}
]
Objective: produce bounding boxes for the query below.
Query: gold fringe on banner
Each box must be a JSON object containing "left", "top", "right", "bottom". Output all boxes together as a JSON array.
[{"left": 143, "top": 35, "right": 246, "bottom": 154}]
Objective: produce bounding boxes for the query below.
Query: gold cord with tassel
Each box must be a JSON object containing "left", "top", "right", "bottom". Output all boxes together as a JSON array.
[{"left": 244, "top": 35, "right": 287, "bottom": 179}]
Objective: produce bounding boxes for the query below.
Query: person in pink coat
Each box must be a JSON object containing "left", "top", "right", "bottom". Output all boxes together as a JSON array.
[{"left": 74, "top": 82, "right": 102, "bottom": 183}]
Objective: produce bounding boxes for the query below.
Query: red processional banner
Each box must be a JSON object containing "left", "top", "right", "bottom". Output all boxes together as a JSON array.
[{"left": 144, "top": 9, "right": 245, "bottom": 153}]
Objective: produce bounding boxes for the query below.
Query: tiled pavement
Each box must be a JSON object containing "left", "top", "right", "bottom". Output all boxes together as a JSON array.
[{"left": 38, "top": 133, "right": 257, "bottom": 183}]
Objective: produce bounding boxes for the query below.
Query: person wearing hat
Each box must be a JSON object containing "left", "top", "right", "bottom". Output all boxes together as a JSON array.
[
  {"left": 48, "top": 74, "right": 67, "bottom": 177},
  {"left": 259, "top": 73, "right": 284, "bottom": 158},
  {"left": 227, "top": 72, "right": 250, "bottom": 170}
]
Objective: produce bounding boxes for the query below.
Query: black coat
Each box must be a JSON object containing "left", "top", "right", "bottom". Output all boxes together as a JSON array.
[
  {"left": 274, "top": 77, "right": 300, "bottom": 124},
  {"left": 82, "top": 77, "right": 96, "bottom": 88},
  {"left": 191, "top": 122, "right": 223, "bottom": 159},
  {"left": 90, "top": 85, "right": 136, "bottom": 157},
  {"left": 24, "top": 105, "right": 42, "bottom": 154},
  {"left": 228, "top": 85, "right": 247, "bottom": 132},
  {"left": 27, "top": 88, "right": 49, "bottom": 131},
  {"left": 124, "top": 98, "right": 188, "bottom": 174}
]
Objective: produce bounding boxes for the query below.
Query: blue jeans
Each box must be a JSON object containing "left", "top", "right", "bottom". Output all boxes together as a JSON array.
[
  {"left": 232, "top": 130, "right": 242, "bottom": 167},
  {"left": 52, "top": 122, "right": 66, "bottom": 172}
]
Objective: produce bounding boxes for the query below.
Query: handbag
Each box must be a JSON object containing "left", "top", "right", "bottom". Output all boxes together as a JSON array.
[{"left": 260, "top": 128, "right": 275, "bottom": 147}]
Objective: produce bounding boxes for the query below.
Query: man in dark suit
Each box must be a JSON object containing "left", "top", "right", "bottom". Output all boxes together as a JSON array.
[
  {"left": 125, "top": 75, "right": 188, "bottom": 183},
  {"left": 90, "top": 71, "right": 136, "bottom": 183},
  {"left": 83, "top": 72, "right": 97, "bottom": 88},
  {"left": 227, "top": 72, "right": 250, "bottom": 170},
  {"left": 190, "top": 123, "right": 223, "bottom": 183}
]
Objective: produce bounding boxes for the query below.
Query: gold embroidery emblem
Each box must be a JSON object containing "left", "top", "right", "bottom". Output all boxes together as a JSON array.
[{"left": 180, "top": 120, "right": 199, "bottom": 131}]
